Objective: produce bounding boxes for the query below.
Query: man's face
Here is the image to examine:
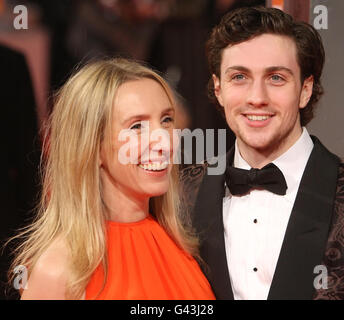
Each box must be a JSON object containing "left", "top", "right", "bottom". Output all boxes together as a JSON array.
[{"left": 213, "top": 34, "right": 313, "bottom": 160}]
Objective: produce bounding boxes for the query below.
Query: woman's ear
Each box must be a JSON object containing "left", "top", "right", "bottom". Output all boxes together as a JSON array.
[
  {"left": 299, "top": 75, "right": 314, "bottom": 109},
  {"left": 213, "top": 74, "right": 224, "bottom": 107}
]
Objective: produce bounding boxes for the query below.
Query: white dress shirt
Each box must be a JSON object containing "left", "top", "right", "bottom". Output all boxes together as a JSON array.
[{"left": 223, "top": 128, "right": 314, "bottom": 300}]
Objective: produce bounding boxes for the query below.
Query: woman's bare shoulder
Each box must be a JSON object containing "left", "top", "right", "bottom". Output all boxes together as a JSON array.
[{"left": 20, "top": 237, "right": 71, "bottom": 300}]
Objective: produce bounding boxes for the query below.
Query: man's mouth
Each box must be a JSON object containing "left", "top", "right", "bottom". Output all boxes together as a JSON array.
[{"left": 245, "top": 114, "right": 273, "bottom": 121}]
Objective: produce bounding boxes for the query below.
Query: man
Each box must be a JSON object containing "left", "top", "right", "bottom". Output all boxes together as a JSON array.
[{"left": 181, "top": 6, "right": 344, "bottom": 300}]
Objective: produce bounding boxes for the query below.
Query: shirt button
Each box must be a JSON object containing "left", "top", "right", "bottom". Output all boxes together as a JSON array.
[
  {"left": 253, "top": 267, "right": 258, "bottom": 272},
  {"left": 253, "top": 219, "right": 258, "bottom": 224}
]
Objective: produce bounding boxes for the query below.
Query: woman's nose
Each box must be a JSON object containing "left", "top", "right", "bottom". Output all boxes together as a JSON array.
[{"left": 150, "top": 128, "right": 172, "bottom": 160}]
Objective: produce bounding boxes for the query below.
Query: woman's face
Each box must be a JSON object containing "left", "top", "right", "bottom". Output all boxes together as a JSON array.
[{"left": 99, "top": 78, "right": 175, "bottom": 201}]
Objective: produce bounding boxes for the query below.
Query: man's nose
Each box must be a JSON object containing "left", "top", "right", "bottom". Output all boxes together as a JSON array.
[{"left": 246, "top": 79, "right": 269, "bottom": 107}]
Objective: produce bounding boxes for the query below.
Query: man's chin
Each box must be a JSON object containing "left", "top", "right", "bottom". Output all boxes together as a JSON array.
[{"left": 238, "top": 134, "right": 274, "bottom": 151}]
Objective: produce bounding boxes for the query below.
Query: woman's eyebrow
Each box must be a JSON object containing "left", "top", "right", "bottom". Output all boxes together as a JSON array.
[
  {"left": 161, "top": 107, "right": 174, "bottom": 115},
  {"left": 121, "top": 107, "right": 174, "bottom": 125},
  {"left": 121, "top": 114, "right": 149, "bottom": 125}
]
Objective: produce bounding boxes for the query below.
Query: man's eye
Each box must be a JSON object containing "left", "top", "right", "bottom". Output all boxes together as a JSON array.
[
  {"left": 231, "top": 74, "right": 246, "bottom": 81},
  {"left": 270, "top": 74, "right": 285, "bottom": 82}
]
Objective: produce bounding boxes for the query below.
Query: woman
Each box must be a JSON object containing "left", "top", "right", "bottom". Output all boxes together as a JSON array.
[{"left": 9, "top": 58, "right": 215, "bottom": 300}]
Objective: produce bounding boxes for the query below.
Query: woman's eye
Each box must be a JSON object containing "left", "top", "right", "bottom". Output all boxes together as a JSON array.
[
  {"left": 130, "top": 122, "right": 142, "bottom": 130},
  {"left": 162, "top": 116, "right": 174, "bottom": 124},
  {"left": 161, "top": 116, "right": 174, "bottom": 127}
]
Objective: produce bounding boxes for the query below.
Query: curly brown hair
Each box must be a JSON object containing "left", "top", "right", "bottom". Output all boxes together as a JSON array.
[{"left": 206, "top": 6, "right": 325, "bottom": 126}]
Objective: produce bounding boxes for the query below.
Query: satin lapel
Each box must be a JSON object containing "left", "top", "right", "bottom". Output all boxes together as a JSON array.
[
  {"left": 268, "top": 137, "right": 340, "bottom": 300},
  {"left": 193, "top": 149, "right": 234, "bottom": 300}
]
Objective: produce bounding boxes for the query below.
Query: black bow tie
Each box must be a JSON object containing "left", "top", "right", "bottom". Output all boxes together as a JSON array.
[{"left": 225, "top": 163, "right": 288, "bottom": 196}]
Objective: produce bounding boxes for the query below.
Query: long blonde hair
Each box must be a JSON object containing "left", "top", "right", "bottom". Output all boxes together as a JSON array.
[{"left": 9, "top": 58, "right": 199, "bottom": 299}]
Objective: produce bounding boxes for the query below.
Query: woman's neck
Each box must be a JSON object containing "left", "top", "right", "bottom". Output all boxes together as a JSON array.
[
  {"left": 100, "top": 169, "right": 149, "bottom": 223},
  {"left": 105, "top": 195, "right": 149, "bottom": 223}
]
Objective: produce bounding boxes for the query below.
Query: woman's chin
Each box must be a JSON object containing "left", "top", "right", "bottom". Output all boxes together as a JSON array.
[
  {"left": 148, "top": 189, "right": 169, "bottom": 198},
  {"left": 136, "top": 185, "right": 169, "bottom": 200}
]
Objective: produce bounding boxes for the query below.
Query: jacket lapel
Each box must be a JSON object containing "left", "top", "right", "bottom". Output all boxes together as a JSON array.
[
  {"left": 268, "top": 136, "right": 340, "bottom": 299},
  {"left": 193, "top": 149, "right": 234, "bottom": 300}
]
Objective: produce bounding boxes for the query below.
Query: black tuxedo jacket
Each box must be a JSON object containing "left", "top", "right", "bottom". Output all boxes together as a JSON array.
[{"left": 180, "top": 136, "right": 344, "bottom": 300}]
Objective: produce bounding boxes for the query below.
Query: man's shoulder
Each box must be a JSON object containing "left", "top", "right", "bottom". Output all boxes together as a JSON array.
[
  {"left": 339, "top": 159, "right": 344, "bottom": 172},
  {"left": 311, "top": 135, "right": 341, "bottom": 162},
  {"left": 337, "top": 160, "right": 344, "bottom": 191},
  {"left": 330, "top": 158, "right": 343, "bottom": 226}
]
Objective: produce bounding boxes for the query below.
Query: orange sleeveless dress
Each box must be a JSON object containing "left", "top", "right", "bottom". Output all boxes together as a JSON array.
[{"left": 85, "top": 215, "right": 215, "bottom": 300}]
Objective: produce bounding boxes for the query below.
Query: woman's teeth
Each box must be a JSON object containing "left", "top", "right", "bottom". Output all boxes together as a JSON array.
[
  {"left": 246, "top": 115, "right": 271, "bottom": 121},
  {"left": 139, "top": 162, "right": 168, "bottom": 171}
]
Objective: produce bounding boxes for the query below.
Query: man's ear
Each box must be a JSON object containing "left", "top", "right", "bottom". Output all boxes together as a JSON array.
[
  {"left": 299, "top": 75, "right": 314, "bottom": 109},
  {"left": 213, "top": 74, "right": 224, "bottom": 107}
]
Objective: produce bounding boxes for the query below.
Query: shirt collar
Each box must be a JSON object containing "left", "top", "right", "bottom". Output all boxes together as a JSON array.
[{"left": 233, "top": 127, "right": 314, "bottom": 194}]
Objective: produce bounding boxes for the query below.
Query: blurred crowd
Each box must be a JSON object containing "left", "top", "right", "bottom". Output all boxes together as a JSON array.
[
  {"left": 0, "top": 0, "right": 265, "bottom": 299},
  {"left": 2, "top": 0, "right": 264, "bottom": 130}
]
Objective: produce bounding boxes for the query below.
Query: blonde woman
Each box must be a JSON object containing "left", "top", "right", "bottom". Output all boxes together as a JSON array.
[{"left": 9, "top": 58, "right": 215, "bottom": 300}]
